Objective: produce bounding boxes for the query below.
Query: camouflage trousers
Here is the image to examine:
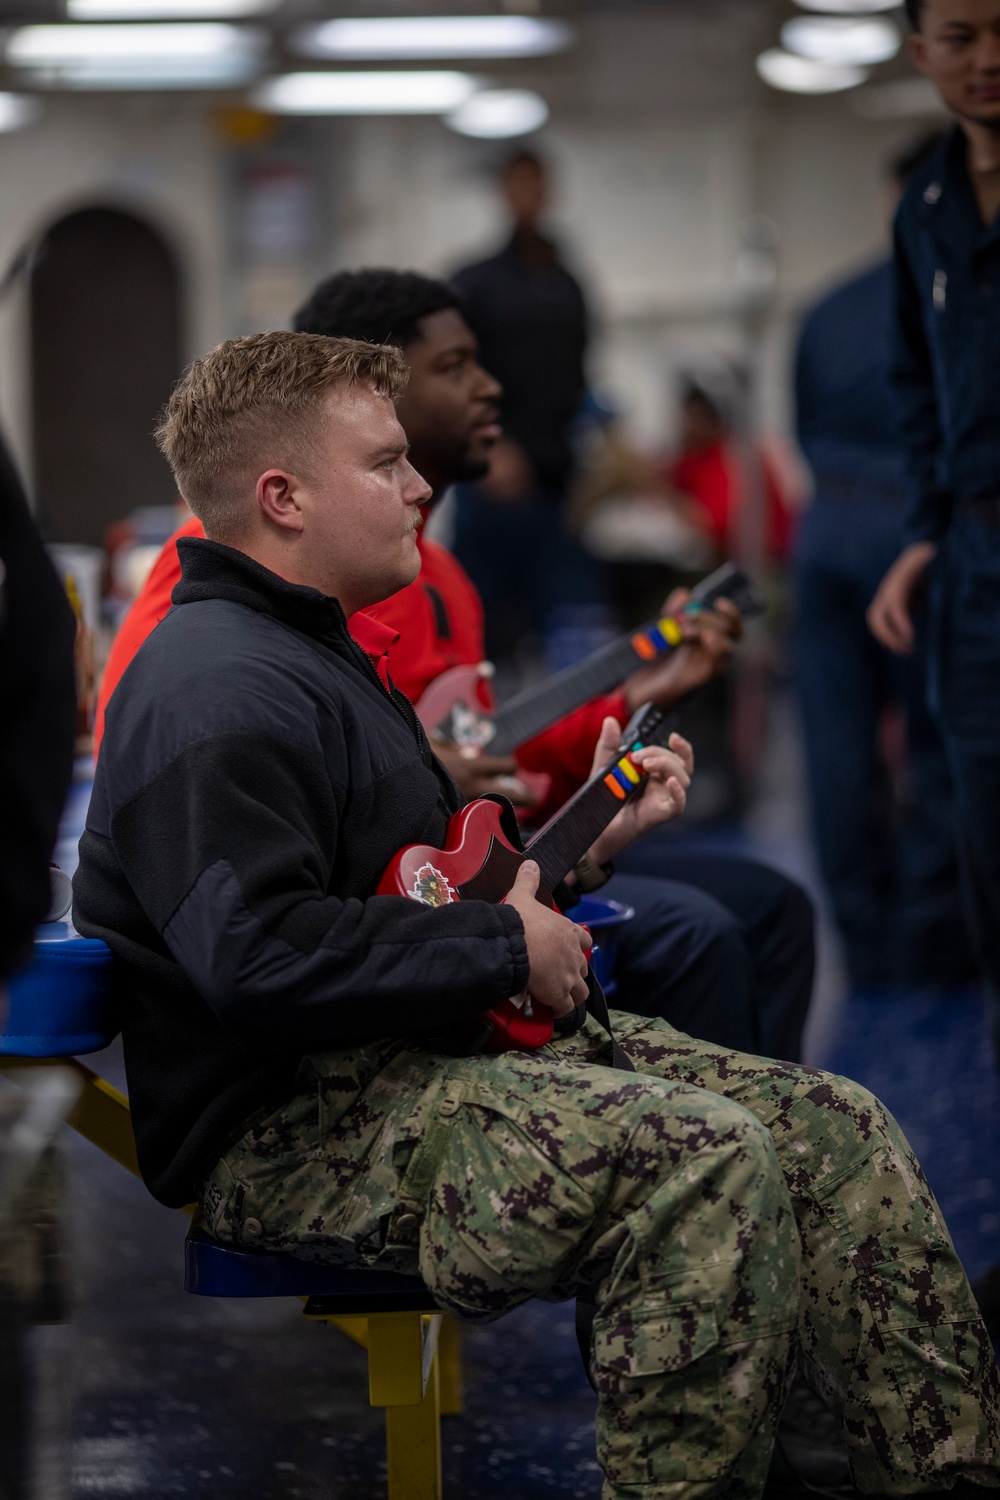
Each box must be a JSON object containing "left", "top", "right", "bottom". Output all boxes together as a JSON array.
[{"left": 201, "top": 1012, "right": 1000, "bottom": 1500}]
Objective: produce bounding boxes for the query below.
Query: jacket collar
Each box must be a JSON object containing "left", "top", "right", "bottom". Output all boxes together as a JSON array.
[
  {"left": 918, "top": 123, "right": 1000, "bottom": 255},
  {"left": 173, "top": 536, "right": 355, "bottom": 653}
]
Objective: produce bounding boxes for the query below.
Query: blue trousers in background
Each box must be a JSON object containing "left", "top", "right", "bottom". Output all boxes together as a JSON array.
[
  {"left": 607, "top": 844, "right": 815, "bottom": 1064},
  {"left": 930, "top": 515, "right": 1000, "bottom": 1048},
  {"left": 795, "top": 495, "right": 974, "bottom": 990}
]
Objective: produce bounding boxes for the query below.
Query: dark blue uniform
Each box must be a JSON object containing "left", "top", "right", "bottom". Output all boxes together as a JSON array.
[
  {"left": 794, "top": 261, "right": 973, "bottom": 989},
  {"left": 893, "top": 126, "right": 1000, "bottom": 1028}
]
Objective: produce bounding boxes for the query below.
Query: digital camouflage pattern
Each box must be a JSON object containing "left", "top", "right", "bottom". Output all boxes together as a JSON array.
[{"left": 201, "top": 1012, "right": 1000, "bottom": 1500}]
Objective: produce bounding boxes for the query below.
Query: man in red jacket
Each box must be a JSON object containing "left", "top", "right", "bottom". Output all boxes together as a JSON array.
[{"left": 96, "top": 270, "right": 814, "bottom": 1063}]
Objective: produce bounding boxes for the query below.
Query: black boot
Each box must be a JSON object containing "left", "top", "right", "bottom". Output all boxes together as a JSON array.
[
  {"left": 971, "top": 1261, "right": 1000, "bottom": 1343},
  {"left": 764, "top": 1367, "right": 857, "bottom": 1499}
]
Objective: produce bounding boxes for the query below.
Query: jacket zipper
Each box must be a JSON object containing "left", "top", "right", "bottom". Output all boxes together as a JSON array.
[{"left": 343, "top": 634, "right": 433, "bottom": 765}]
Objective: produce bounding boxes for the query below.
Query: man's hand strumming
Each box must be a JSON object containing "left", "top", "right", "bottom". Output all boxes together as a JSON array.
[{"left": 505, "top": 861, "right": 591, "bottom": 1018}]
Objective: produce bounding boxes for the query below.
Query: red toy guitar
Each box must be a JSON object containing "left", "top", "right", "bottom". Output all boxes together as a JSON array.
[
  {"left": 415, "top": 560, "right": 763, "bottom": 756},
  {"left": 378, "top": 704, "right": 671, "bottom": 1053}
]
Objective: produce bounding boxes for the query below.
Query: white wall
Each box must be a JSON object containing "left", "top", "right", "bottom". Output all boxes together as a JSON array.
[{"left": 0, "top": 91, "right": 228, "bottom": 485}]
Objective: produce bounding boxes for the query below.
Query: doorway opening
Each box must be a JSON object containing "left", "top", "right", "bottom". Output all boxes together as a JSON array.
[{"left": 31, "top": 205, "right": 182, "bottom": 545}]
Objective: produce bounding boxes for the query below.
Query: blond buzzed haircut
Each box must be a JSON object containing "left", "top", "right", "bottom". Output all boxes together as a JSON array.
[{"left": 155, "top": 330, "right": 408, "bottom": 543}]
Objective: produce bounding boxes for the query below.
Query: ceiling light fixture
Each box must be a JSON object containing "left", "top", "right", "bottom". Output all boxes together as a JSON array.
[
  {"left": 292, "top": 15, "right": 573, "bottom": 61},
  {"left": 794, "top": 0, "right": 900, "bottom": 10},
  {"left": 68, "top": 0, "right": 274, "bottom": 17},
  {"left": 446, "top": 87, "right": 547, "bottom": 137},
  {"left": 5, "top": 23, "right": 265, "bottom": 88},
  {"left": 0, "top": 93, "right": 43, "bottom": 131},
  {"left": 253, "top": 69, "right": 479, "bottom": 115},
  {"left": 756, "top": 48, "right": 868, "bottom": 93},
  {"left": 782, "top": 15, "right": 901, "bottom": 64}
]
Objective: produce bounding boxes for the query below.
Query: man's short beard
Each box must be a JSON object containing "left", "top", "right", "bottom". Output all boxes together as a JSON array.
[{"left": 450, "top": 451, "right": 492, "bottom": 484}]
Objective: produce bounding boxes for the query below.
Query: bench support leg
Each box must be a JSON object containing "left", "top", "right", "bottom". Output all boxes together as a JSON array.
[
  {"left": 385, "top": 1354, "right": 441, "bottom": 1500},
  {"left": 367, "top": 1312, "right": 442, "bottom": 1500}
]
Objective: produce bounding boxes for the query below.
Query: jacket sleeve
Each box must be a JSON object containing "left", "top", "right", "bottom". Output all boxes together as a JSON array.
[
  {"left": 107, "top": 729, "right": 529, "bottom": 1044},
  {"left": 891, "top": 220, "right": 953, "bottom": 544}
]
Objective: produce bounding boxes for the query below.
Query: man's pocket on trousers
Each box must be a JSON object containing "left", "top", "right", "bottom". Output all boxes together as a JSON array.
[
  {"left": 593, "top": 1298, "right": 728, "bottom": 1484},
  {"left": 418, "top": 1089, "right": 601, "bottom": 1321}
]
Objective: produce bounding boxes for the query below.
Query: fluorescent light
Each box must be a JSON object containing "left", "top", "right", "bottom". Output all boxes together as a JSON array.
[
  {"left": 68, "top": 0, "right": 273, "bottom": 15},
  {"left": 782, "top": 16, "right": 900, "bottom": 64},
  {"left": 293, "top": 16, "right": 573, "bottom": 61},
  {"left": 794, "top": 0, "right": 900, "bottom": 10},
  {"left": 0, "top": 93, "right": 42, "bottom": 130},
  {"left": 254, "top": 70, "right": 478, "bottom": 115},
  {"left": 446, "top": 88, "right": 547, "bottom": 138},
  {"left": 756, "top": 48, "right": 868, "bottom": 93},
  {"left": 5, "top": 22, "right": 265, "bottom": 87}
]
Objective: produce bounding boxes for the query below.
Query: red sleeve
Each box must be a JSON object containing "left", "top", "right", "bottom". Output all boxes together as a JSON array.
[
  {"left": 517, "top": 690, "right": 629, "bottom": 818},
  {"left": 366, "top": 536, "right": 631, "bottom": 816},
  {"left": 762, "top": 450, "right": 795, "bottom": 560},
  {"left": 94, "top": 516, "right": 204, "bottom": 757},
  {"left": 363, "top": 539, "right": 486, "bottom": 705}
]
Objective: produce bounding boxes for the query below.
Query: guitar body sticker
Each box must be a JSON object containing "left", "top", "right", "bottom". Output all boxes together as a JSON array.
[
  {"left": 436, "top": 700, "right": 496, "bottom": 749},
  {"left": 409, "top": 863, "right": 458, "bottom": 907}
]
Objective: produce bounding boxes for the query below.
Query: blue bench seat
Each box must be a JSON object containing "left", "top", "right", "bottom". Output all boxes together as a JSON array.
[{"left": 185, "top": 1225, "right": 437, "bottom": 1312}]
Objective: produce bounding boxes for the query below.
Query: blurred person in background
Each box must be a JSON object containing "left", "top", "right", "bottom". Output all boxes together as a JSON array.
[
  {"left": 663, "top": 360, "right": 796, "bottom": 566},
  {"left": 450, "top": 150, "right": 605, "bottom": 662},
  {"left": 660, "top": 362, "right": 799, "bottom": 822},
  {"left": 0, "top": 433, "right": 76, "bottom": 1500},
  {"left": 866, "top": 0, "right": 1000, "bottom": 1329},
  {"left": 794, "top": 132, "right": 975, "bottom": 995},
  {"left": 0, "top": 438, "right": 76, "bottom": 982}
]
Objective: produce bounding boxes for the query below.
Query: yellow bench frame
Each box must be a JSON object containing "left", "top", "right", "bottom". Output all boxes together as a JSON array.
[{"left": 1, "top": 1055, "right": 462, "bottom": 1500}]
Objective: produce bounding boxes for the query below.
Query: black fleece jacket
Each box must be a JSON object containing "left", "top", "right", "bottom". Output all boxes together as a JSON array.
[{"left": 73, "top": 538, "right": 529, "bottom": 1206}]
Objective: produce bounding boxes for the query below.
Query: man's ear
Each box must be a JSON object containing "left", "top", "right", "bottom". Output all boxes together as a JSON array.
[
  {"left": 909, "top": 31, "right": 929, "bottom": 73},
  {"left": 256, "top": 469, "right": 305, "bottom": 533}
]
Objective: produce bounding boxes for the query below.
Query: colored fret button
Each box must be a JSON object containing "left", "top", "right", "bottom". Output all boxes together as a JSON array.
[
  {"left": 630, "top": 632, "right": 657, "bottom": 661},
  {"left": 618, "top": 757, "right": 641, "bottom": 786},
  {"left": 657, "top": 617, "right": 684, "bottom": 646},
  {"left": 603, "top": 773, "right": 627, "bottom": 800}
]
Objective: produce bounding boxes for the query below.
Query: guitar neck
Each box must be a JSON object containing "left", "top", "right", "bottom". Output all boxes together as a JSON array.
[
  {"left": 489, "top": 637, "right": 642, "bottom": 756},
  {"left": 488, "top": 561, "right": 761, "bottom": 757},
  {"left": 524, "top": 706, "right": 667, "bottom": 891}
]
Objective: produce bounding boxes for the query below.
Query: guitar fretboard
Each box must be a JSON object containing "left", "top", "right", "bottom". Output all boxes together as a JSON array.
[
  {"left": 489, "top": 637, "right": 644, "bottom": 756},
  {"left": 525, "top": 708, "right": 668, "bottom": 891},
  {"left": 487, "top": 561, "right": 761, "bottom": 757}
]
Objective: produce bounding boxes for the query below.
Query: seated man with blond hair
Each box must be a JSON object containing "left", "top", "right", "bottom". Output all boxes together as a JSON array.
[{"left": 75, "top": 329, "right": 1000, "bottom": 1500}]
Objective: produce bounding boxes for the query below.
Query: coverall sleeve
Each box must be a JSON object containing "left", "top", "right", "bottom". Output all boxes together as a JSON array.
[{"left": 891, "top": 223, "right": 953, "bottom": 544}]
